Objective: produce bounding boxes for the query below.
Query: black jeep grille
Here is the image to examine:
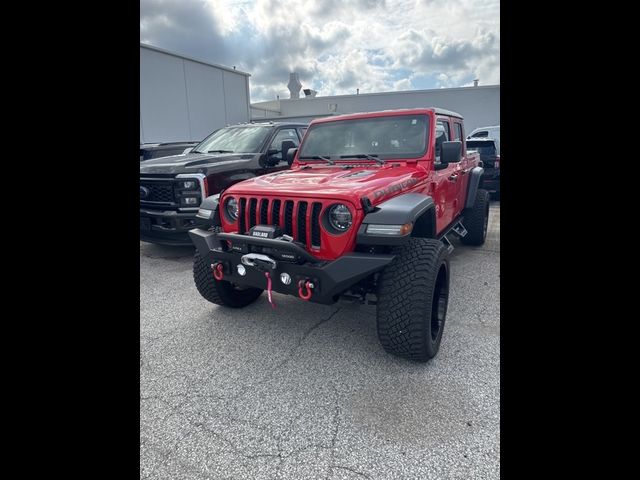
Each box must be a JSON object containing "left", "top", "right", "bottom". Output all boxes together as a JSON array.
[
  {"left": 239, "top": 198, "right": 247, "bottom": 234},
  {"left": 249, "top": 198, "right": 258, "bottom": 229},
  {"left": 297, "top": 202, "right": 308, "bottom": 245},
  {"left": 311, "top": 202, "right": 322, "bottom": 247},
  {"left": 237, "top": 197, "right": 323, "bottom": 250},
  {"left": 260, "top": 199, "right": 269, "bottom": 224},
  {"left": 284, "top": 201, "right": 294, "bottom": 236},
  {"left": 272, "top": 200, "right": 281, "bottom": 226}
]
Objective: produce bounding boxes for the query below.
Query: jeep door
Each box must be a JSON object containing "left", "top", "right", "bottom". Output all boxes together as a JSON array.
[
  {"left": 431, "top": 117, "right": 460, "bottom": 230},
  {"left": 451, "top": 119, "right": 470, "bottom": 218}
]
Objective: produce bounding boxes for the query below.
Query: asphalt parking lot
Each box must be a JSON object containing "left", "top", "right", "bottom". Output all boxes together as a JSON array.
[{"left": 140, "top": 202, "right": 500, "bottom": 480}]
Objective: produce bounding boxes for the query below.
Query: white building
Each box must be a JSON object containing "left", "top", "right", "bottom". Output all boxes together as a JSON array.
[
  {"left": 251, "top": 81, "right": 499, "bottom": 133},
  {"left": 140, "top": 43, "right": 251, "bottom": 144}
]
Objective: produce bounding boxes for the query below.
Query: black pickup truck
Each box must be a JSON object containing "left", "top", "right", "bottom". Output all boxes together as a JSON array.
[
  {"left": 140, "top": 142, "right": 199, "bottom": 161},
  {"left": 466, "top": 137, "right": 500, "bottom": 198},
  {"left": 140, "top": 122, "right": 307, "bottom": 246}
]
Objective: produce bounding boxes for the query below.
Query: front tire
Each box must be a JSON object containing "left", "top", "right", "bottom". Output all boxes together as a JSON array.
[
  {"left": 461, "top": 188, "right": 490, "bottom": 246},
  {"left": 193, "top": 250, "right": 263, "bottom": 308},
  {"left": 376, "top": 238, "right": 450, "bottom": 362}
]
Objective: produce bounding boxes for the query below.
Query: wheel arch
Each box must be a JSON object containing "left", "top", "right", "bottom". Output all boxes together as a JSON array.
[
  {"left": 465, "top": 166, "right": 485, "bottom": 209},
  {"left": 357, "top": 193, "right": 435, "bottom": 246},
  {"left": 196, "top": 193, "right": 222, "bottom": 227}
]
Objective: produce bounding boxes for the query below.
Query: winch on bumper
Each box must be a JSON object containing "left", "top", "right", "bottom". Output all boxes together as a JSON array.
[{"left": 188, "top": 227, "right": 395, "bottom": 305}]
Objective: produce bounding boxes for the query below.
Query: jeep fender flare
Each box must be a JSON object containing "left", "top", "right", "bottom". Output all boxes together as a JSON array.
[
  {"left": 465, "top": 166, "right": 485, "bottom": 209},
  {"left": 196, "top": 194, "right": 221, "bottom": 227},
  {"left": 357, "top": 193, "right": 436, "bottom": 246}
]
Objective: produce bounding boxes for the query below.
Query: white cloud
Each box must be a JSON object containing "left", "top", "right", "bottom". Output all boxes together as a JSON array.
[{"left": 140, "top": 0, "right": 500, "bottom": 101}]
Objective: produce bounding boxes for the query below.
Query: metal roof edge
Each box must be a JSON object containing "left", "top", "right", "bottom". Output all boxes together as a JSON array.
[{"left": 140, "top": 43, "right": 251, "bottom": 76}]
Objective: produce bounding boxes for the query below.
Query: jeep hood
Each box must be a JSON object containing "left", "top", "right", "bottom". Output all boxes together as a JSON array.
[
  {"left": 139, "top": 152, "right": 260, "bottom": 175},
  {"left": 226, "top": 164, "right": 424, "bottom": 206}
]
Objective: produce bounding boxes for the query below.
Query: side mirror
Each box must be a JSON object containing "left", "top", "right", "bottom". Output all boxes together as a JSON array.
[
  {"left": 280, "top": 141, "right": 296, "bottom": 163},
  {"left": 286, "top": 147, "right": 298, "bottom": 166},
  {"left": 440, "top": 141, "right": 462, "bottom": 165}
]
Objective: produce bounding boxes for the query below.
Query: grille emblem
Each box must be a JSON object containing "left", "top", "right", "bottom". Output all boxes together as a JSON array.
[{"left": 140, "top": 186, "right": 150, "bottom": 199}]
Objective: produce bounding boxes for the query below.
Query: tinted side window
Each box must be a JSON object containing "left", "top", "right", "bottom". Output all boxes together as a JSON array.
[
  {"left": 269, "top": 129, "right": 300, "bottom": 162},
  {"left": 454, "top": 123, "right": 463, "bottom": 141},
  {"left": 435, "top": 120, "right": 450, "bottom": 163}
]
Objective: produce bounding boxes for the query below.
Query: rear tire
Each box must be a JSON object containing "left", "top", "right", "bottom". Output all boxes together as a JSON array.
[
  {"left": 461, "top": 188, "right": 490, "bottom": 246},
  {"left": 193, "top": 250, "right": 263, "bottom": 308},
  {"left": 376, "top": 238, "right": 450, "bottom": 362}
]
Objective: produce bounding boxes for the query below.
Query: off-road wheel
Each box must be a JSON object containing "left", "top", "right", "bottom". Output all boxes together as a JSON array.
[
  {"left": 376, "top": 238, "right": 450, "bottom": 362},
  {"left": 461, "top": 188, "right": 490, "bottom": 246},
  {"left": 193, "top": 250, "right": 263, "bottom": 308}
]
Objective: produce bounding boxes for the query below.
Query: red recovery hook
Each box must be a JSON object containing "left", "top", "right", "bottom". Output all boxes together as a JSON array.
[
  {"left": 298, "top": 280, "right": 314, "bottom": 301},
  {"left": 212, "top": 263, "right": 224, "bottom": 281}
]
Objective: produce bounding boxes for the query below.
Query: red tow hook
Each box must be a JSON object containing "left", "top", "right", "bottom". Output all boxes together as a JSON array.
[
  {"left": 212, "top": 263, "right": 224, "bottom": 281},
  {"left": 298, "top": 280, "right": 314, "bottom": 301},
  {"left": 264, "top": 271, "right": 276, "bottom": 309}
]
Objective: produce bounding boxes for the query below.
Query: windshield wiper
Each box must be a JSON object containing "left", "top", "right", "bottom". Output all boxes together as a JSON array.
[
  {"left": 339, "top": 154, "right": 385, "bottom": 165},
  {"left": 207, "top": 149, "right": 234, "bottom": 153},
  {"left": 299, "top": 155, "right": 335, "bottom": 165}
]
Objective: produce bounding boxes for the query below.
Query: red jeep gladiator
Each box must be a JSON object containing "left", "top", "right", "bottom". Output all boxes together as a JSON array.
[{"left": 189, "top": 108, "right": 489, "bottom": 362}]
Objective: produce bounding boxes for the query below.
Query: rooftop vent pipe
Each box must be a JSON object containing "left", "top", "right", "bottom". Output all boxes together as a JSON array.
[
  {"left": 288, "top": 73, "right": 302, "bottom": 99},
  {"left": 473, "top": 79, "right": 479, "bottom": 87}
]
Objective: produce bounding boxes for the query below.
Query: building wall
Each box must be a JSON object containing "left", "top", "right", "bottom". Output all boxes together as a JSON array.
[
  {"left": 140, "top": 44, "right": 251, "bottom": 143},
  {"left": 251, "top": 85, "right": 499, "bottom": 133}
]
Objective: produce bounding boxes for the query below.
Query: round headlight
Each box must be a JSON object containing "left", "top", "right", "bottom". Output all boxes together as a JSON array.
[
  {"left": 226, "top": 197, "right": 239, "bottom": 221},
  {"left": 328, "top": 204, "right": 352, "bottom": 231}
]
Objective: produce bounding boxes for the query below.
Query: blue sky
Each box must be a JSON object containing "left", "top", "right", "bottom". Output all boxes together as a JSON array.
[{"left": 140, "top": 0, "right": 500, "bottom": 102}]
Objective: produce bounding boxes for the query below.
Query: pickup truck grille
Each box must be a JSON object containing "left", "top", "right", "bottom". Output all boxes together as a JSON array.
[
  {"left": 140, "top": 180, "right": 176, "bottom": 204},
  {"left": 237, "top": 196, "right": 323, "bottom": 250},
  {"left": 140, "top": 175, "right": 205, "bottom": 210}
]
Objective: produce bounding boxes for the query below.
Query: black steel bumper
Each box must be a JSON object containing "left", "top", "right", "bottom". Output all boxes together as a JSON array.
[
  {"left": 140, "top": 208, "right": 207, "bottom": 246},
  {"left": 189, "top": 228, "right": 395, "bottom": 304}
]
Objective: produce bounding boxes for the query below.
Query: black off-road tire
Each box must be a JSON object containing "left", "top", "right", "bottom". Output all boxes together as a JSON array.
[
  {"left": 461, "top": 188, "right": 490, "bottom": 246},
  {"left": 193, "top": 250, "right": 263, "bottom": 308},
  {"left": 376, "top": 238, "right": 450, "bottom": 362}
]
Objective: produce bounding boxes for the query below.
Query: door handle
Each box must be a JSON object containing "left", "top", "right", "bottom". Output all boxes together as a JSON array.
[{"left": 448, "top": 174, "right": 458, "bottom": 182}]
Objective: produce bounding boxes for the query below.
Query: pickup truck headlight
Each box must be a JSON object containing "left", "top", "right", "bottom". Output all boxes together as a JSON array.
[
  {"left": 328, "top": 204, "right": 352, "bottom": 231},
  {"left": 225, "top": 197, "right": 239, "bottom": 221},
  {"left": 179, "top": 180, "right": 198, "bottom": 190}
]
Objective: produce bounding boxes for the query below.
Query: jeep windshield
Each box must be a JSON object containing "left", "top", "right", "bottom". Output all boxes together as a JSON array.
[
  {"left": 192, "top": 126, "right": 271, "bottom": 154},
  {"left": 298, "top": 115, "right": 429, "bottom": 162}
]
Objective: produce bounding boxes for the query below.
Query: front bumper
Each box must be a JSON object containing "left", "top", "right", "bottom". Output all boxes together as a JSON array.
[
  {"left": 189, "top": 228, "right": 395, "bottom": 304},
  {"left": 140, "top": 208, "right": 207, "bottom": 246}
]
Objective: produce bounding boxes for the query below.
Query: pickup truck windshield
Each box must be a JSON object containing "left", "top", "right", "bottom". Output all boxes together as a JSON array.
[
  {"left": 193, "top": 126, "right": 271, "bottom": 154},
  {"left": 299, "top": 115, "right": 429, "bottom": 161}
]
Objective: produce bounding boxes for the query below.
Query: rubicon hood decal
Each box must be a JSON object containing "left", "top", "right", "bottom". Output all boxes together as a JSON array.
[{"left": 373, "top": 177, "right": 420, "bottom": 200}]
